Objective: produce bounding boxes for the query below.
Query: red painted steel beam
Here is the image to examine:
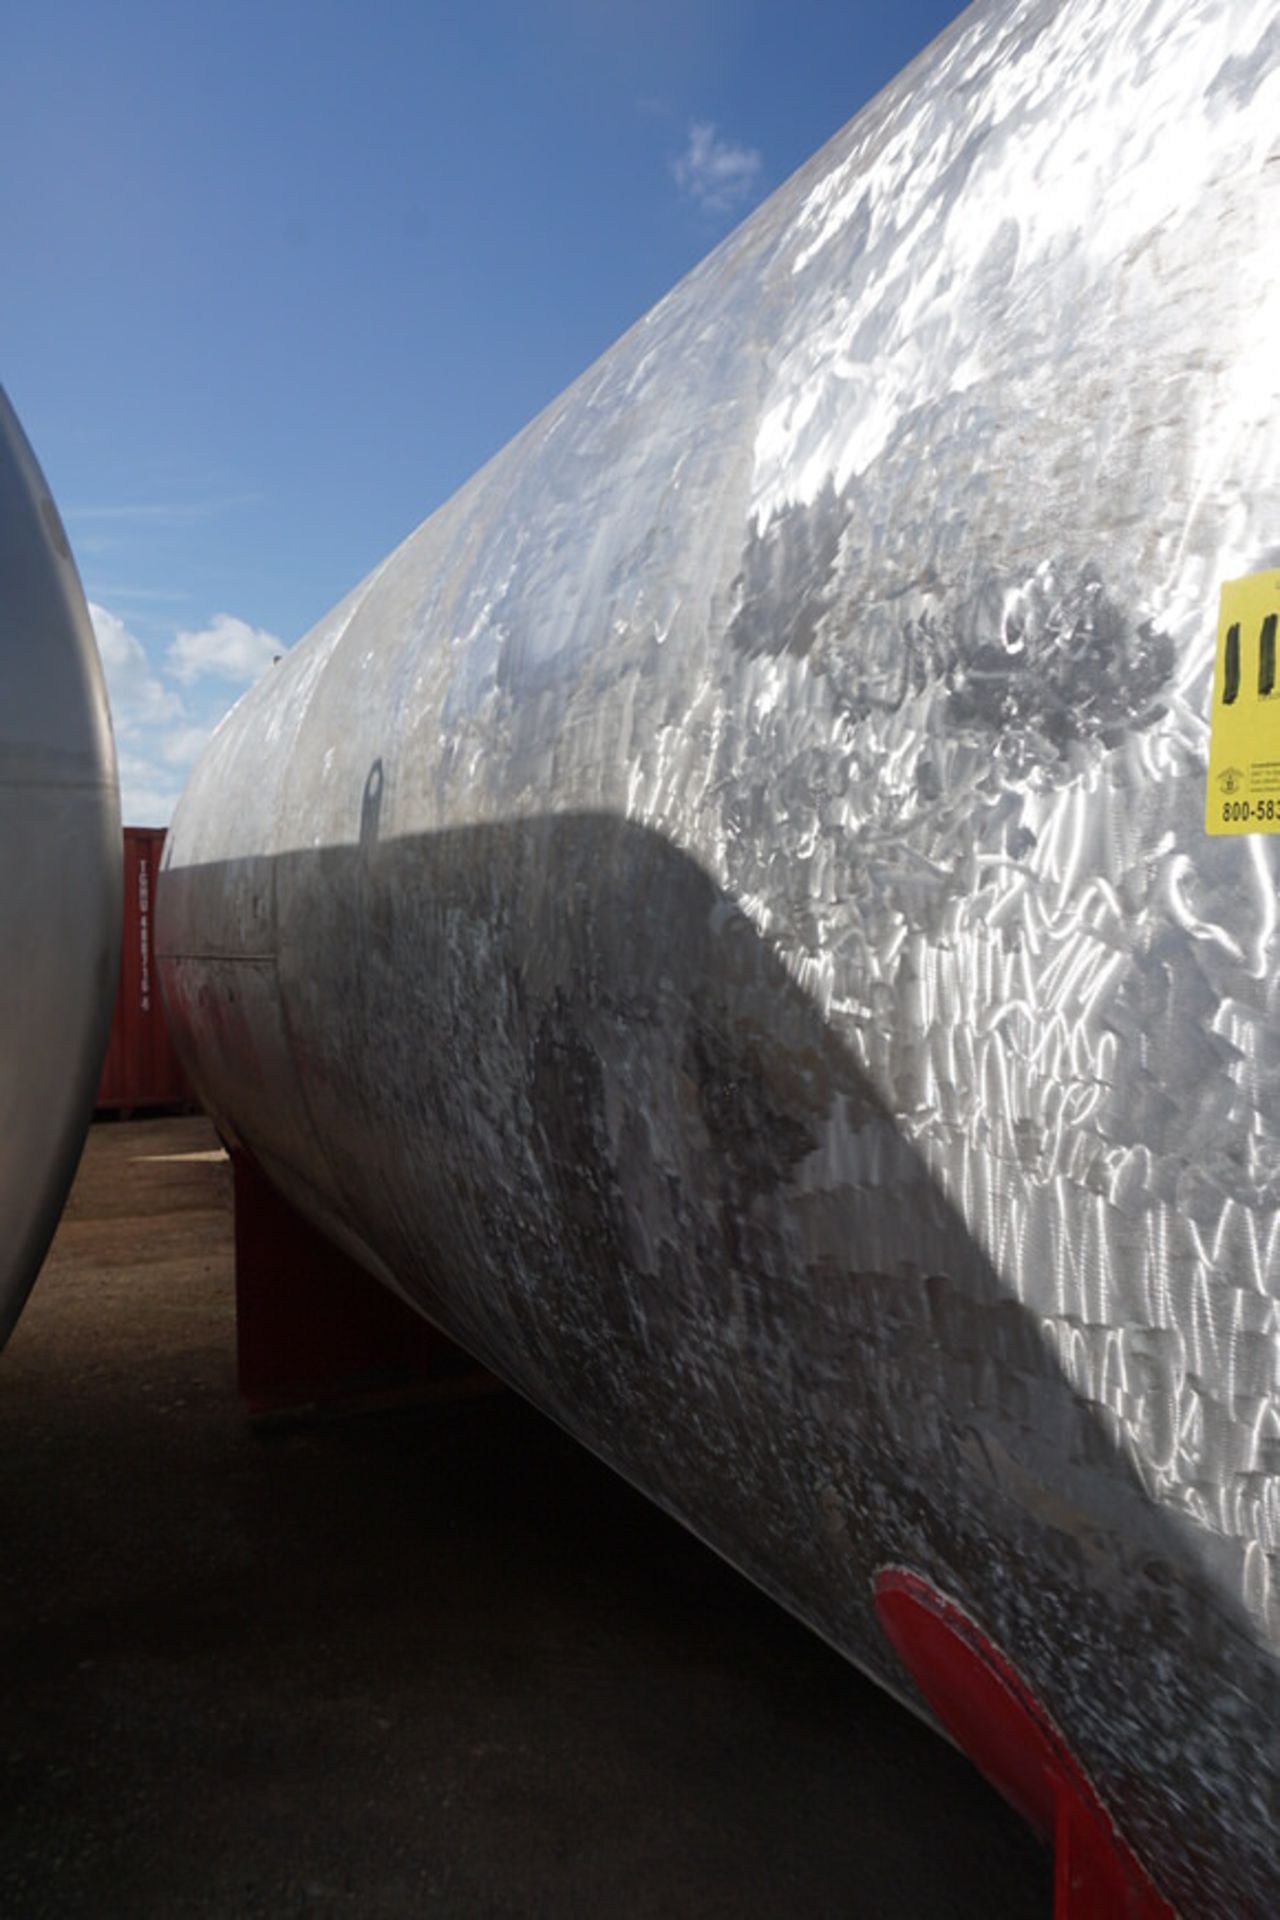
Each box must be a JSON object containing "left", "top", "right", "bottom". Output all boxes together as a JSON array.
[
  {"left": 873, "top": 1569, "right": 1176, "bottom": 1920},
  {"left": 232, "top": 1147, "right": 491, "bottom": 1420}
]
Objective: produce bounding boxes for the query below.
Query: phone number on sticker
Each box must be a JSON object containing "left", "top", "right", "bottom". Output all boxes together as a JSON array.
[{"left": 1222, "top": 797, "right": 1280, "bottom": 823}]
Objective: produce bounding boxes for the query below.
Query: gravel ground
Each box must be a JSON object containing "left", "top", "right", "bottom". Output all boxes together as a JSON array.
[{"left": 0, "top": 1116, "right": 1050, "bottom": 1917}]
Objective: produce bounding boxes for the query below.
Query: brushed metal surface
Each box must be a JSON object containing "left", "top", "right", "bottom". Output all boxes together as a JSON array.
[
  {"left": 0, "top": 388, "right": 122, "bottom": 1344},
  {"left": 159, "top": 1, "right": 1280, "bottom": 1908}
]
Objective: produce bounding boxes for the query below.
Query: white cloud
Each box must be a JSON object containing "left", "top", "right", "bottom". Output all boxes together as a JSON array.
[
  {"left": 672, "top": 122, "right": 763, "bottom": 215},
  {"left": 167, "top": 612, "right": 285, "bottom": 685},
  {"left": 161, "top": 724, "right": 214, "bottom": 767},
  {"left": 67, "top": 493, "right": 261, "bottom": 523},
  {"left": 90, "top": 599, "right": 285, "bottom": 826},
  {"left": 112, "top": 750, "right": 185, "bottom": 829},
  {"left": 89, "top": 603, "right": 184, "bottom": 733},
  {"left": 119, "top": 781, "right": 186, "bottom": 828}
]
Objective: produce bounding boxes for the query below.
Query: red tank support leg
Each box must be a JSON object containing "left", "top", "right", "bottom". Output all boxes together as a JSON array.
[
  {"left": 232, "top": 1147, "right": 492, "bottom": 1420},
  {"left": 873, "top": 1568, "right": 1176, "bottom": 1920}
]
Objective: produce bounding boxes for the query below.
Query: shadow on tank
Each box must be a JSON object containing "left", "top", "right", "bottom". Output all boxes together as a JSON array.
[{"left": 159, "top": 810, "right": 1280, "bottom": 1919}]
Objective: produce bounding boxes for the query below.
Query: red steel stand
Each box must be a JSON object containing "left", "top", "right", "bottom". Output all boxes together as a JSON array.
[
  {"left": 874, "top": 1569, "right": 1176, "bottom": 1920},
  {"left": 232, "top": 1148, "right": 492, "bottom": 1420}
]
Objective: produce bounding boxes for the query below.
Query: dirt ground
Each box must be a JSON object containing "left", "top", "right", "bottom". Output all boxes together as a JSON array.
[{"left": 0, "top": 1116, "right": 1050, "bottom": 1917}]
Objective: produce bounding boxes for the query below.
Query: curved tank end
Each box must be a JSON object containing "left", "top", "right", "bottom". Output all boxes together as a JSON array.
[{"left": 0, "top": 388, "right": 121, "bottom": 1346}]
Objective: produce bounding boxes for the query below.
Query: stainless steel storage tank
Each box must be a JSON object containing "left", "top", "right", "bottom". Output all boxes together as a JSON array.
[
  {"left": 158, "top": 1, "right": 1280, "bottom": 1908},
  {"left": 0, "top": 389, "right": 121, "bottom": 1344}
]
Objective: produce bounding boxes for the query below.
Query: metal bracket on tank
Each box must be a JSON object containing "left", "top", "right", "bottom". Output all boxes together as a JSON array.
[{"left": 872, "top": 1568, "right": 1176, "bottom": 1920}]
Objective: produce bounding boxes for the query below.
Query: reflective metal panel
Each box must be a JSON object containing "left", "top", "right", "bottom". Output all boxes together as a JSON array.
[
  {"left": 0, "top": 390, "right": 121, "bottom": 1344},
  {"left": 159, "top": 2, "right": 1280, "bottom": 1909}
]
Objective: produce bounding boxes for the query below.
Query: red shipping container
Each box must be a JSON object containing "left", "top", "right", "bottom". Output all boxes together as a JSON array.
[{"left": 97, "top": 827, "right": 193, "bottom": 1113}]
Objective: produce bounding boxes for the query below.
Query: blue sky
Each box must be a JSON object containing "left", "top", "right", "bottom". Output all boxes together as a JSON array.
[{"left": 3, "top": 0, "right": 965, "bottom": 822}]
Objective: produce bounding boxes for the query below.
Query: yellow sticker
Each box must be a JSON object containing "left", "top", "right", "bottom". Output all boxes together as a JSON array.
[{"left": 1206, "top": 570, "right": 1280, "bottom": 834}]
